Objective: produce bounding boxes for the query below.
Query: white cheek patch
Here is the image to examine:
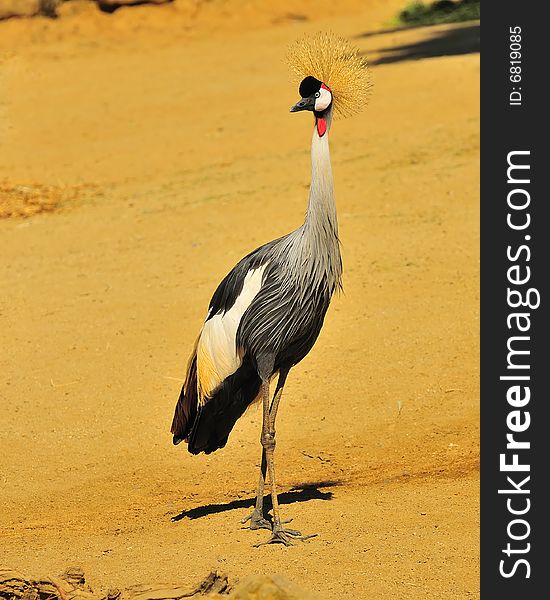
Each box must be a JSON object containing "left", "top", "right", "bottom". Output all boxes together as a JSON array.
[{"left": 315, "top": 87, "right": 332, "bottom": 112}]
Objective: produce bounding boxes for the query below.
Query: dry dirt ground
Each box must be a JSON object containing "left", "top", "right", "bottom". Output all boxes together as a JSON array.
[{"left": 0, "top": 2, "right": 479, "bottom": 598}]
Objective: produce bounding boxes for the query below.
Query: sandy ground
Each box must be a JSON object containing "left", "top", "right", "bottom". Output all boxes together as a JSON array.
[{"left": 0, "top": 2, "right": 479, "bottom": 598}]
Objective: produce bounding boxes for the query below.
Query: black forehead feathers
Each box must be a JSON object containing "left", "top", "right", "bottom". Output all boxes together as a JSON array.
[{"left": 299, "top": 76, "right": 322, "bottom": 98}]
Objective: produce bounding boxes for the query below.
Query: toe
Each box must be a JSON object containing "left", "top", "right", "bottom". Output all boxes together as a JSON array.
[{"left": 254, "top": 526, "right": 317, "bottom": 547}]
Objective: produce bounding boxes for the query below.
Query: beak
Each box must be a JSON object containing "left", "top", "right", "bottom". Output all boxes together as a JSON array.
[{"left": 290, "top": 95, "right": 316, "bottom": 113}]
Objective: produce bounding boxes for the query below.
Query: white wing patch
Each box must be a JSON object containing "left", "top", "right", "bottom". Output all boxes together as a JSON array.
[{"left": 196, "top": 264, "right": 267, "bottom": 402}]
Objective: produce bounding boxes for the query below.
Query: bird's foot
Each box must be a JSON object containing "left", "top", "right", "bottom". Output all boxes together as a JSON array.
[
  {"left": 241, "top": 508, "right": 272, "bottom": 531},
  {"left": 255, "top": 523, "right": 317, "bottom": 547}
]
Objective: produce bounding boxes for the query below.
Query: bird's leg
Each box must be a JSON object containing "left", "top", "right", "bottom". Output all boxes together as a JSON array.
[
  {"left": 242, "top": 372, "right": 288, "bottom": 530},
  {"left": 256, "top": 371, "right": 317, "bottom": 546},
  {"left": 241, "top": 449, "right": 271, "bottom": 530},
  {"left": 267, "top": 369, "right": 287, "bottom": 428}
]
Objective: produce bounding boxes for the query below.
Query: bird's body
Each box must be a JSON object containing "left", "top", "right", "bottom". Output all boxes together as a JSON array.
[
  {"left": 171, "top": 33, "right": 370, "bottom": 545},
  {"left": 172, "top": 126, "right": 341, "bottom": 456}
]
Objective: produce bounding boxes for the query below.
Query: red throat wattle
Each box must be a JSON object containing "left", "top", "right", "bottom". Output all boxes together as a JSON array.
[{"left": 316, "top": 117, "right": 327, "bottom": 137}]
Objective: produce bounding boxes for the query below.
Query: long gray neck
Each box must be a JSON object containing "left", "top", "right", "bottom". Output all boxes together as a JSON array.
[
  {"left": 299, "top": 108, "right": 342, "bottom": 292},
  {"left": 303, "top": 109, "right": 338, "bottom": 239}
]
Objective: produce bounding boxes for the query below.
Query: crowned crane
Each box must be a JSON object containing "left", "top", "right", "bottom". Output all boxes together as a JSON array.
[{"left": 171, "top": 33, "right": 371, "bottom": 546}]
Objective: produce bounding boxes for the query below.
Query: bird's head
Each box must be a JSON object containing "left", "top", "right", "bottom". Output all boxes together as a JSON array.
[
  {"left": 287, "top": 32, "right": 372, "bottom": 138},
  {"left": 290, "top": 76, "right": 333, "bottom": 137}
]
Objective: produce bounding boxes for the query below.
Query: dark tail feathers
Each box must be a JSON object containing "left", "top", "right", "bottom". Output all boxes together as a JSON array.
[
  {"left": 187, "top": 358, "right": 261, "bottom": 455},
  {"left": 171, "top": 352, "right": 198, "bottom": 445}
]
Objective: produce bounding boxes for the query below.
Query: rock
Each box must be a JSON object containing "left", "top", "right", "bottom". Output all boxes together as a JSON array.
[
  {"left": 0, "top": 0, "right": 41, "bottom": 20},
  {"left": 229, "top": 574, "right": 319, "bottom": 600},
  {"left": 0, "top": 566, "right": 95, "bottom": 600},
  {"left": 125, "top": 571, "right": 230, "bottom": 600},
  {"left": 0, "top": 569, "right": 318, "bottom": 600}
]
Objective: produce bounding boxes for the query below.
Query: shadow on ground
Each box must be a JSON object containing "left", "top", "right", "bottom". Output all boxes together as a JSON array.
[
  {"left": 172, "top": 480, "right": 342, "bottom": 522},
  {"left": 366, "top": 22, "right": 479, "bottom": 65}
]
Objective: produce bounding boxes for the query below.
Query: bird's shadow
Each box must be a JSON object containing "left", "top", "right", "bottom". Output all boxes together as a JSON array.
[{"left": 171, "top": 480, "right": 342, "bottom": 522}]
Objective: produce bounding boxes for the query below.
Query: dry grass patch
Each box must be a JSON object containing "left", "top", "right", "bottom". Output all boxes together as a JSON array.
[{"left": 0, "top": 181, "right": 90, "bottom": 218}]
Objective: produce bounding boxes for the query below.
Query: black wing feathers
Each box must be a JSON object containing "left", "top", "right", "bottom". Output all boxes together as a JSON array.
[
  {"left": 172, "top": 232, "right": 322, "bottom": 454},
  {"left": 205, "top": 239, "right": 282, "bottom": 321},
  {"left": 171, "top": 242, "right": 274, "bottom": 451},
  {"left": 171, "top": 349, "right": 199, "bottom": 445},
  {"left": 187, "top": 357, "right": 261, "bottom": 454}
]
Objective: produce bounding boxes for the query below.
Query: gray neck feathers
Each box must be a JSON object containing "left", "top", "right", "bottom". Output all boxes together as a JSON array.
[
  {"left": 268, "top": 108, "right": 342, "bottom": 297},
  {"left": 304, "top": 111, "right": 338, "bottom": 237},
  {"left": 299, "top": 108, "right": 342, "bottom": 292}
]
